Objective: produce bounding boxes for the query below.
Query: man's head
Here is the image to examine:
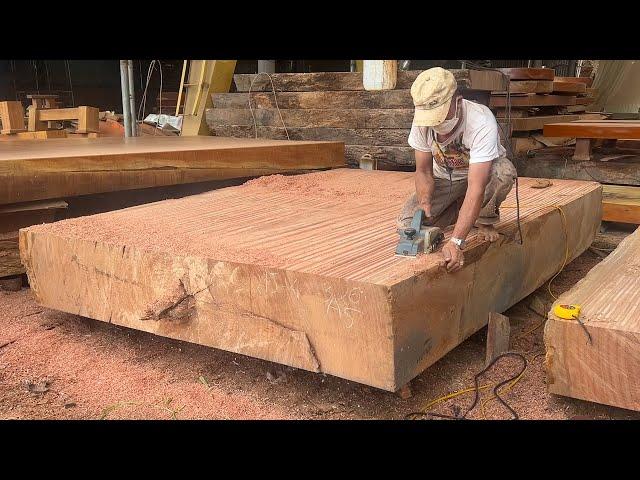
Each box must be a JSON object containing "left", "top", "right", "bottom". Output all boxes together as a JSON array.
[{"left": 410, "top": 67, "right": 461, "bottom": 129}]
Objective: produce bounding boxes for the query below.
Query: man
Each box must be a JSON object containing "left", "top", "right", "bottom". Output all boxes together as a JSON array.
[{"left": 397, "top": 67, "right": 517, "bottom": 273}]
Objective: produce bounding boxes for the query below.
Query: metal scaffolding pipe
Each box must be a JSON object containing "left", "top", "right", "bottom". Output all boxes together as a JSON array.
[
  {"left": 119, "top": 60, "right": 132, "bottom": 137},
  {"left": 127, "top": 60, "right": 137, "bottom": 136}
]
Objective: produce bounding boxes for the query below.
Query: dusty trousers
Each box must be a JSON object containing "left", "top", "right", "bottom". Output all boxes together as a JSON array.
[{"left": 397, "top": 156, "right": 517, "bottom": 229}]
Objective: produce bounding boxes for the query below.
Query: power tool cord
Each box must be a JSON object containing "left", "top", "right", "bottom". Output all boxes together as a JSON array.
[{"left": 405, "top": 352, "right": 528, "bottom": 420}]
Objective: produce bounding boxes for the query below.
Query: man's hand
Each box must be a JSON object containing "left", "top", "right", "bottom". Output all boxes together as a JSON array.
[{"left": 441, "top": 241, "right": 465, "bottom": 273}]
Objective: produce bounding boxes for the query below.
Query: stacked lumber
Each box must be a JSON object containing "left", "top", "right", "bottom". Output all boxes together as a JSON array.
[
  {"left": 206, "top": 70, "right": 507, "bottom": 170},
  {"left": 492, "top": 68, "right": 601, "bottom": 155},
  {"left": 545, "top": 226, "right": 640, "bottom": 412},
  {"left": 20, "top": 169, "right": 601, "bottom": 391}
]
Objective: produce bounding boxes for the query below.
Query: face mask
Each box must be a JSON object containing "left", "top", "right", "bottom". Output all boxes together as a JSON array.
[{"left": 432, "top": 98, "right": 460, "bottom": 135}]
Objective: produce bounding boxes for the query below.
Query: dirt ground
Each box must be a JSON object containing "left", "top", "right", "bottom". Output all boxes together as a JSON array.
[{"left": 1, "top": 246, "right": 639, "bottom": 420}]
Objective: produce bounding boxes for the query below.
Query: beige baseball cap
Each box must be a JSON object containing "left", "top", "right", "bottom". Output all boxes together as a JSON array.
[{"left": 411, "top": 67, "right": 457, "bottom": 127}]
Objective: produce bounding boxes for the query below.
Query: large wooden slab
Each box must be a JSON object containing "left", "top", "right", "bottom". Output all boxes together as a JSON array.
[
  {"left": 499, "top": 68, "right": 555, "bottom": 81},
  {"left": 233, "top": 69, "right": 507, "bottom": 92},
  {"left": 544, "top": 121, "right": 640, "bottom": 139},
  {"left": 0, "top": 136, "right": 344, "bottom": 205},
  {"left": 20, "top": 170, "right": 601, "bottom": 391},
  {"left": 545, "top": 227, "right": 640, "bottom": 411}
]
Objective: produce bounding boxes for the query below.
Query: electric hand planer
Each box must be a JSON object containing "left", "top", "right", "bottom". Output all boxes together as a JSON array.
[{"left": 395, "top": 209, "right": 444, "bottom": 257}]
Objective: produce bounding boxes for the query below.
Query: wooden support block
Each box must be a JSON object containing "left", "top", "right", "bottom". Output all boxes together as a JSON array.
[
  {"left": 498, "top": 68, "right": 555, "bottom": 81},
  {"left": 0, "top": 137, "right": 345, "bottom": 205},
  {"left": 363, "top": 60, "right": 397, "bottom": 91},
  {"left": 602, "top": 185, "right": 640, "bottom": 224},
  {"left": 20, "top": 171, "right": 602, "bottom": 391},
  {"left": 0, "top": 232, "right": 23, "bottom": 278},
  {"left": 490, "top": 94, "right": 576, "bottom": 108},
  {"left": 494, "top": 81, "right": 554, "bottom": 94},
  {"left": 76, "top": 106, "right": 100, "bottom": 133},
  {"left": 573, "top": 138, "right": 593, "bottom": 161},
  {"left": 27, "top": 106, "right": 47, "bottom": 132},
  {"left": 545, "top": 227, "right": 640, "bottom": 411},
  {"left": 552, "top": 81, "right": 587, "bottom": 94},
  {"left": 486, "top": 312, "right": 510, "bottom": 367},
  {"left": 0, "top": 101, "right": 26, "bottom": 134}
]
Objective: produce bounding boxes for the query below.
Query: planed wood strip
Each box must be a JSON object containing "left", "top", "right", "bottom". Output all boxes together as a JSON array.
[{"left": 544, "top": 121, "right": 640, "bottom": 139}]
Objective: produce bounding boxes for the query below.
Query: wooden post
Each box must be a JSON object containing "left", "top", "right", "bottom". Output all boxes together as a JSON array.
[
  {"left": 76, "top": 106, "right": 100, "bottom": 133},
  {"left": 362, "top": 60, "right": 398, "bottom": 91},
  {"left": 573, "top": 138, "right": 593, "bottom": 161},
  {"left": 486, "top": 312, "right": 510, "bottom": 366},
  {"left": 27, "top": 106, "right": 46, "bottom": 132},
  {"left": 0, "top": 101, "right": 26, "bottom": 134}
]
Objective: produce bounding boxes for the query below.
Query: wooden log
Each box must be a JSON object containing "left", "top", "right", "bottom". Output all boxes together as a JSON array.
[
  {"left": 513, "top": 155, "right": 640, "bottom": 187},
  {"left": 206, "top": 108, "right": 414, "bottom": 129},
  {"left": 494, "top": 81, "right": 554, "bottom": 94},
  {"left": 211, "top": 125, "right": 410, "bottom": 146},
  {"left": 490, "top": 95, "right": 576, "bottom": 108},
  {"left": 498, "top": 68, "right": 555, "bottom": 80},
  {"left": 213, "top": 90, "right": 414, "bottom": 110},
  {"left": 0, "top": 136, "right": 344, "bottom": 205},
  {"left": 20, "top": 171, "right": 601, "bottom": 391},
  {"left": 233, "top": 69, "right": 506, "bottom": 93},
  {"left": 545, "top": 227, "right": 640, "bottom": 411},
  {"left": 544, "top": 122, "right": 640, "bottom": 140},
  {"left": 509, "top": 115, "right": 580, "bottom": 132},
  {"left": 602, "top": 185, "right": 640, "bottom": 224},
  {"left": 0, "top": 101, "right": 26, "bottom": 134},
  {"left": 552, "top": 81, "right": 587, "bottom": 94}
]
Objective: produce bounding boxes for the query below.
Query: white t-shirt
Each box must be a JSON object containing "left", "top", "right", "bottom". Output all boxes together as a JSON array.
[{"left": 407, "top": 99, "right": 506, "bottom": 181}]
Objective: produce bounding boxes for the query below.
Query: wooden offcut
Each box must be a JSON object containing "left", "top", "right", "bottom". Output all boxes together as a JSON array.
[
  {"left": 509, "top": 115, "right": 580, "bottom": 132},
  {"left": 545, "top": 227, "right": 640, "bottom": 411},
  {"left": 20, "top": 170, "right": 602, "bottom": 391},
  {"left": 494, "top": 81, "right": 554, "bottom": 94},
  {"left": 602, "top": 185, "right": 640, "bottom": 224},
  {"left": 0, "top": 101, "right": 26, "bottom": 134},
  {"left": 0, "top": 136, "right": 344, "bottom": 205},
  {"left": 552, "top": 81, "right": 587, "bottom": 94}
]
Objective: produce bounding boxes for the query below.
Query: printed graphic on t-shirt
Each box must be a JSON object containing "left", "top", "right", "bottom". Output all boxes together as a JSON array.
[{"left": 431, "top": 134, "right": 470, "bottom": 170}]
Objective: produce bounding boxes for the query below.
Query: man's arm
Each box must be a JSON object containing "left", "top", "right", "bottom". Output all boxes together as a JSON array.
[
  {"left": 415, "top": 149, "right": 435, "bottom": 217},
  {"left": 441, "top": 161, "right": 492, "bottom": 272}
]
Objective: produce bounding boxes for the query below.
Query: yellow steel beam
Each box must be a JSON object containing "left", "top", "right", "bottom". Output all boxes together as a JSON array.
[{"left": 181, "top": 60, "right": 237, "bottom": 136}]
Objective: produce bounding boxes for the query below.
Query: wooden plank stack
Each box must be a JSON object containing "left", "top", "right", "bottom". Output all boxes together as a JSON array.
[
  {"left": 206, "top": 70, "right": 506, "bottom": 170},
  {"left": 491, "top": 68, "right": 601, "bottom": 155}
]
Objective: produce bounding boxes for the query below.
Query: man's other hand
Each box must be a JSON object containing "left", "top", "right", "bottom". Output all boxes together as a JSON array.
[{"left": 440, "top": 241, "right": 465, "bottom": 273}]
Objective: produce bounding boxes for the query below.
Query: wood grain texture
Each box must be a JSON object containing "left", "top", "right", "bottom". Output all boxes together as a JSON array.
[
  {"left": 0, "top": 232, "right": 22, "bottom": 277},
  {"left": 545, "top": 227, "right": 640, "bottom": 411},
  {"left": 499, "top": 68, "right": 555, "bottom": 80},
  {"left": 233, "top": 69, "right": 506, "bottom": 92},
  {"left": 555, "top": 76, "right": 594, "bottom": 87},
  {"left": 206, "top": 108, "right": 414, "bottom": 129},
  {"left": 552, "top": 81, "right": 587, "bottom": 94},
  {"left": 494, "top": 81, "right": 554, "bottom": 94},
  {"left": 544, "top": 122, "right": 640, "bottom": 140},
  {"left": 0, "top": 136, "right": 344, "bottom": 205},
  {"left": 490, "top": 94, "right": 576, "bottom": 108},
  {"left": 20, "top": 170, "right": 601, "bottom": 390},
  {"left": 602, "top": 185, "right": 640, "bottom": 224},
  {"left": 211, "top": 125, "right": 410, "bottom": 146}
]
